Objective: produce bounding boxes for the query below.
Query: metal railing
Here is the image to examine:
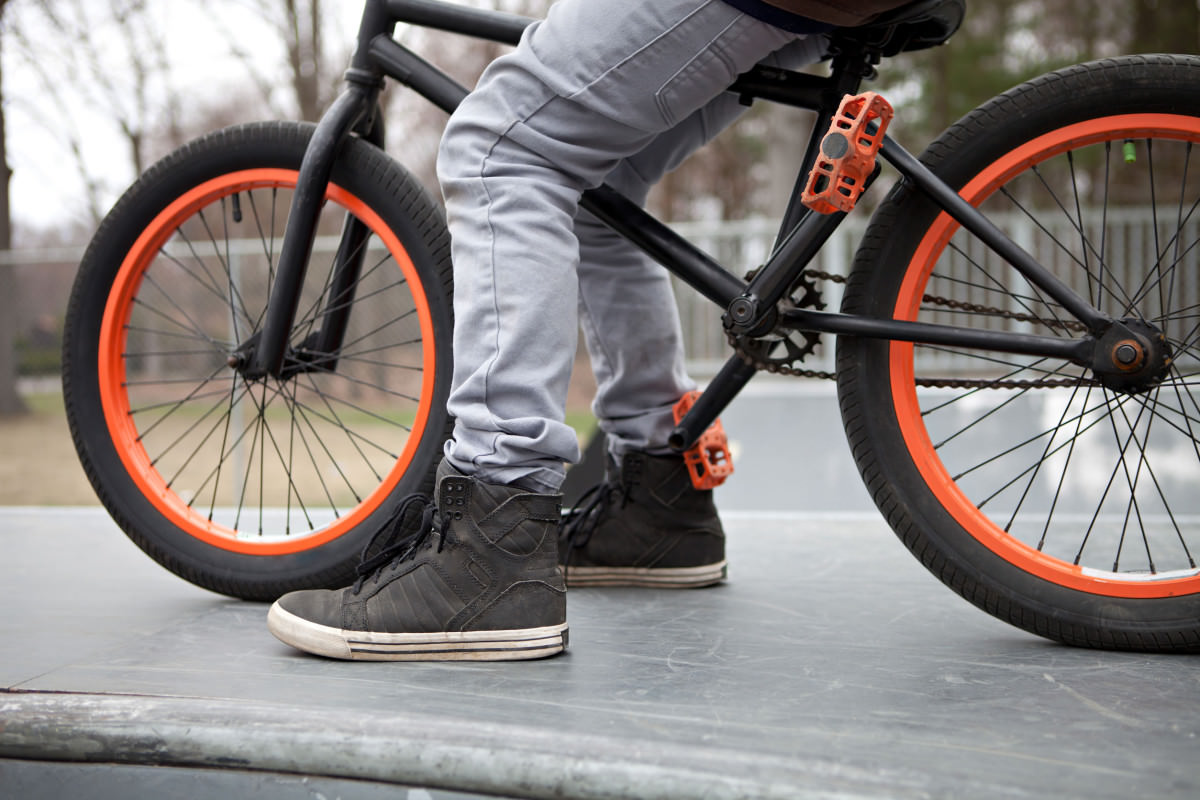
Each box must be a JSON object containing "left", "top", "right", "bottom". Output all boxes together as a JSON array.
[{"left": 6, "top": 206, "right": 1193, "bottom": 384}]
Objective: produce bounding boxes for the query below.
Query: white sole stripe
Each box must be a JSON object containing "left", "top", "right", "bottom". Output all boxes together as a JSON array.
[
  {"left": 347, "top": 635, "right": 565, "bottom": 652},
  {"left": 351, "top": 644, "right": 563, "bottom": 656},
  {"left": 566, "top": 561, "right": 727, "bottom": 587},
  {"left": 267, "top": 603, "right": 567, "bottom": 661}
]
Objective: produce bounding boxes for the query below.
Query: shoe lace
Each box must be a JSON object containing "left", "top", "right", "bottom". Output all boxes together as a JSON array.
[
  {"left": 559, "top": 477, "right": 629, "bottom": 552},
  {"left": 352, "top": 493, "right": 450, "bottom": 595}
]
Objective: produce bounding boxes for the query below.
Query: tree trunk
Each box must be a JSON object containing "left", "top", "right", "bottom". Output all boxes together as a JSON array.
[
  {"left": 0, "top": 0, "right": 28, "bottom": 416},
  {"left": 284, "top": 0, "right": 324, "bottom": 121}
]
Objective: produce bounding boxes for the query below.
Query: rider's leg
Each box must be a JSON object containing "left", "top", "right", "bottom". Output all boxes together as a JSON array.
[
  {"left": 437, "top": 0, "right": 802, "bottom": 493},
  {"left": 575, "top": 36, "right": 826, "bottom": 459},
  {"left": 269, "top": 0, "right": 811, "bottom": 659},
  {"left": 562, "top": 36, "right": 827, "bottom": 588}
]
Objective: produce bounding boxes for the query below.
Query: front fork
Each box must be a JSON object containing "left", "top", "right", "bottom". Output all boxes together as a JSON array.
[{"left": 239, "top": 82, "right": 385, "bottom": 380}]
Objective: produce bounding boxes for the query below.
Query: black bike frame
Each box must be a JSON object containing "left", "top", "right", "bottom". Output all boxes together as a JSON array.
[{"left": 246, "top": 0, "right": 1114, "bottom": 449}]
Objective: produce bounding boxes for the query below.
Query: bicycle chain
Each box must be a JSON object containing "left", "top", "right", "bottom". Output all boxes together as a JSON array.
[{"left": 728, "top": 268, "right": 1095, "bottom": 389}]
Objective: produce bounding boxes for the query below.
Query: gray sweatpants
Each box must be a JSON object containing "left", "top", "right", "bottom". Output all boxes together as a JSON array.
[{"left": 436, "top": 0, "right": 823, "bottom": 491}]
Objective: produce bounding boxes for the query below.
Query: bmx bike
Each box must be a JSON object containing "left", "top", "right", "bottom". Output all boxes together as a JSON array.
[{"left": 63, "top": 0, "right": 1200, "bottom": 652}]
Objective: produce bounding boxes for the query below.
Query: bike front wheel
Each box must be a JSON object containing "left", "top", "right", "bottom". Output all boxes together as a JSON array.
[
  {"left": 63, "top": 122, "right": 454, "bottom": 600},
  {"left": 838, "top": 55, "right": 1200, "bottom": 652}
]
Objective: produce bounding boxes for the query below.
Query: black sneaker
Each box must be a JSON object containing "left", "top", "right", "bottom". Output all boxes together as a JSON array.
[
  {"left": 268, "top": 461, "right": 567, "bottom": 661},
  {"left": 560, "top": 451, "right": 726, "bottom": 588}
]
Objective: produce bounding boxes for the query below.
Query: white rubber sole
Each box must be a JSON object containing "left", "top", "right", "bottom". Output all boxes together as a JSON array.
[
  {"left": 267, "top": 604, "right": 568, "bottom": 661},
  {"left": 565, "top": 560, "right": 727, "bottom": 588}
]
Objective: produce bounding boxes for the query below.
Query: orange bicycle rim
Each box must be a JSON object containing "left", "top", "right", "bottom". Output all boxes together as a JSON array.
[
  {"left": 890, "top": 114, "right": 1200, "bottom": 599},
  {"left": 97, "top": 168, "right": 438, "bottom": 555}
]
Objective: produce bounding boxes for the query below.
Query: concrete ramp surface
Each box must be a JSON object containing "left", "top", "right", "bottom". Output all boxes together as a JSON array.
[{"left": 2, "top": 499, "right": 1197, "bottom": 798}]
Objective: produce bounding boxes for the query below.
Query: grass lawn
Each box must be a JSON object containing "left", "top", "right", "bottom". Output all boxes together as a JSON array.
[
  {"left": 0, "top": 393, "right": 97, "bottom": 505},
  {"left": 0, "top": 392, "right": 598, "bottom": 506}
]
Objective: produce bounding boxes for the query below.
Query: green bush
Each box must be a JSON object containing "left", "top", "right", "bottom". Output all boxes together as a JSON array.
[{"left": 16, "top": 328, "right": 63, "bottom": 376}]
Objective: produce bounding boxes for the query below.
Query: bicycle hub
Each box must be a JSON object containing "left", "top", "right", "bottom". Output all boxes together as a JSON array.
[{"left": 1091, "top": 318, "right": 1172, "bottom": 393}]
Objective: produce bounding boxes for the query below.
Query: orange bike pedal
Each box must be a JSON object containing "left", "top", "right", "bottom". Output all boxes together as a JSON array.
[
  {"left": 672, "top": 390, "right": 734, "bottom": 491},
  {"left": 801, "top": 92, "right": 894, "bottom": 215}
]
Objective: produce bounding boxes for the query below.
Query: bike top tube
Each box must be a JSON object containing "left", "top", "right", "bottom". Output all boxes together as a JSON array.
[{"left": 385, "top": 0, "right": 531, "bottom": 44}]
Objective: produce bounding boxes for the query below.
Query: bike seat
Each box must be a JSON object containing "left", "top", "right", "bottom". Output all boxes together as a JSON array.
[{"left": 833, "top": 0, "right": 965, "bottom": 57}]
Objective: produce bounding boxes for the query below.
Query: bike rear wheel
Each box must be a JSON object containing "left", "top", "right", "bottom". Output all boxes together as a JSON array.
[
  {"left": 838, "top": 55, "right": 1200, "bottom": 651},
  {"left": 63, "top": 122, "right": 454, "bottom": 600}
]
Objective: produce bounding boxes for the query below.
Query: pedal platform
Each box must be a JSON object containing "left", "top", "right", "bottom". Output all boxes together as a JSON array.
[
  {"left": 672, "top": 391, "right": 734, "bottom": 490},
  {"left": 801, "top": 92, "right": 894, "bottom": 215}
]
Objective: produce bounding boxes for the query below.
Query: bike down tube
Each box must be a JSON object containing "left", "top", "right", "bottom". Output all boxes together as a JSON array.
[
  {"left": 879, "top": 135, "right": 1114, "bottom": 333},
  {"left": 580, "top": 185, "right": 748, "bottom": 307}
]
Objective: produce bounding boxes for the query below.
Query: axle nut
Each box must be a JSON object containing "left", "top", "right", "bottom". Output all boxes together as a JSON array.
[{"left": 1112, "top": 339, "right": 1144, "bottom": 371}]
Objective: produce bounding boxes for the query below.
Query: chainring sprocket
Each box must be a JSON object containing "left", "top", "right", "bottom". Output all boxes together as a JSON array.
[{"left": 731, "top": 271, "right": 826, "bottom": 372}]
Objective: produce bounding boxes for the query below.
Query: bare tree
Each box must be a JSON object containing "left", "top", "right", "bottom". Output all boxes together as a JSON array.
[
  {"left": 233, "top": 0, "right": 342, "bottom": 121},
  {"left": 0, "top": 0, "right": 27, "bottom": 415},
  {"left": 9, "top": 0, "right": 184, "bottom": 223},
  {"left": 1, "top": 0, "right": 183, "bottom": 413}
]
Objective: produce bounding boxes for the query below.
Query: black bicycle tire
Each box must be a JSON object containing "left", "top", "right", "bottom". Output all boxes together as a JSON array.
[
  {"left": 62, "top": 121, "right": 454, "bottom": 601},
  {"left": 837, "top": 54, "right": 1200, "bottom": 652}
]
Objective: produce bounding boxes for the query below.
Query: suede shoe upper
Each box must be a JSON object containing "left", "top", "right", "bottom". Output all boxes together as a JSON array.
[
  {"left": 276, "top": 461, "right": 565, "bottom": 636},
  {"left": 560, "top": 451, "right": 725, "bottom": 574}
]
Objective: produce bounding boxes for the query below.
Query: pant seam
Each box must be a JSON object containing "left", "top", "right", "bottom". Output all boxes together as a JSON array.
[{"left": 565, "top": 0, "right": 720, "bottom": 103}]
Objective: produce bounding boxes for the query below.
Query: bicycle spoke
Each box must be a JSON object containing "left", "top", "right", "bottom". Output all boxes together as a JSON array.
[
  {"left": 1025, "top": 163, "right": 1121, "bottom": 314},
  {"left": 1035, "top": 382, "right": 1098, "bottom": 550},
  {"left": 1073, "top": 396, "right": 1143, "bottom": 566},
  {"left": 173, "top": 225, "right": 255, "bottom": 337},
  {"left": 995, "top": 181, "right": 1137, "bottom": 320},
  {"left": 1067, "top": 150, "right": 1097, "bottom": 305},
  {"left": 1110, "top": 385, "right": 1192, "bottom": 571},
  {"left": 133, "top": 275, "right": 233, "bottom": 353},
  {"left": 924, "top": 270, "right": 1080, "bottom": 327},
  {"left": 289, "top": 252, "right": 405, "bottom": 348},
  {"left": 297, "top": 372, "right": 402, "bottom": 464},
  {"left": 131, "top": 364, "right": 234, "bottom": 443},
  {"left": 944, "top": 236, "right": 1072, "bottom": 334},
  {"left": 289, "top": 384, "right": 363, "bottom": 506},
  {"left": 196, "top": 206, "right": 257, "bottom": 338},
  {"left": 951, "top": 389, "right": 1133, "bottom": 490},
  {"left": 1007, "top": 378, "right": 1092, "bottom": 536},
  {"left": 1167, "top": 142, "right": 1193, "bottom": 319},
  {"left": 226, "top": 379, "right": 267, "bottom": 528}
]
